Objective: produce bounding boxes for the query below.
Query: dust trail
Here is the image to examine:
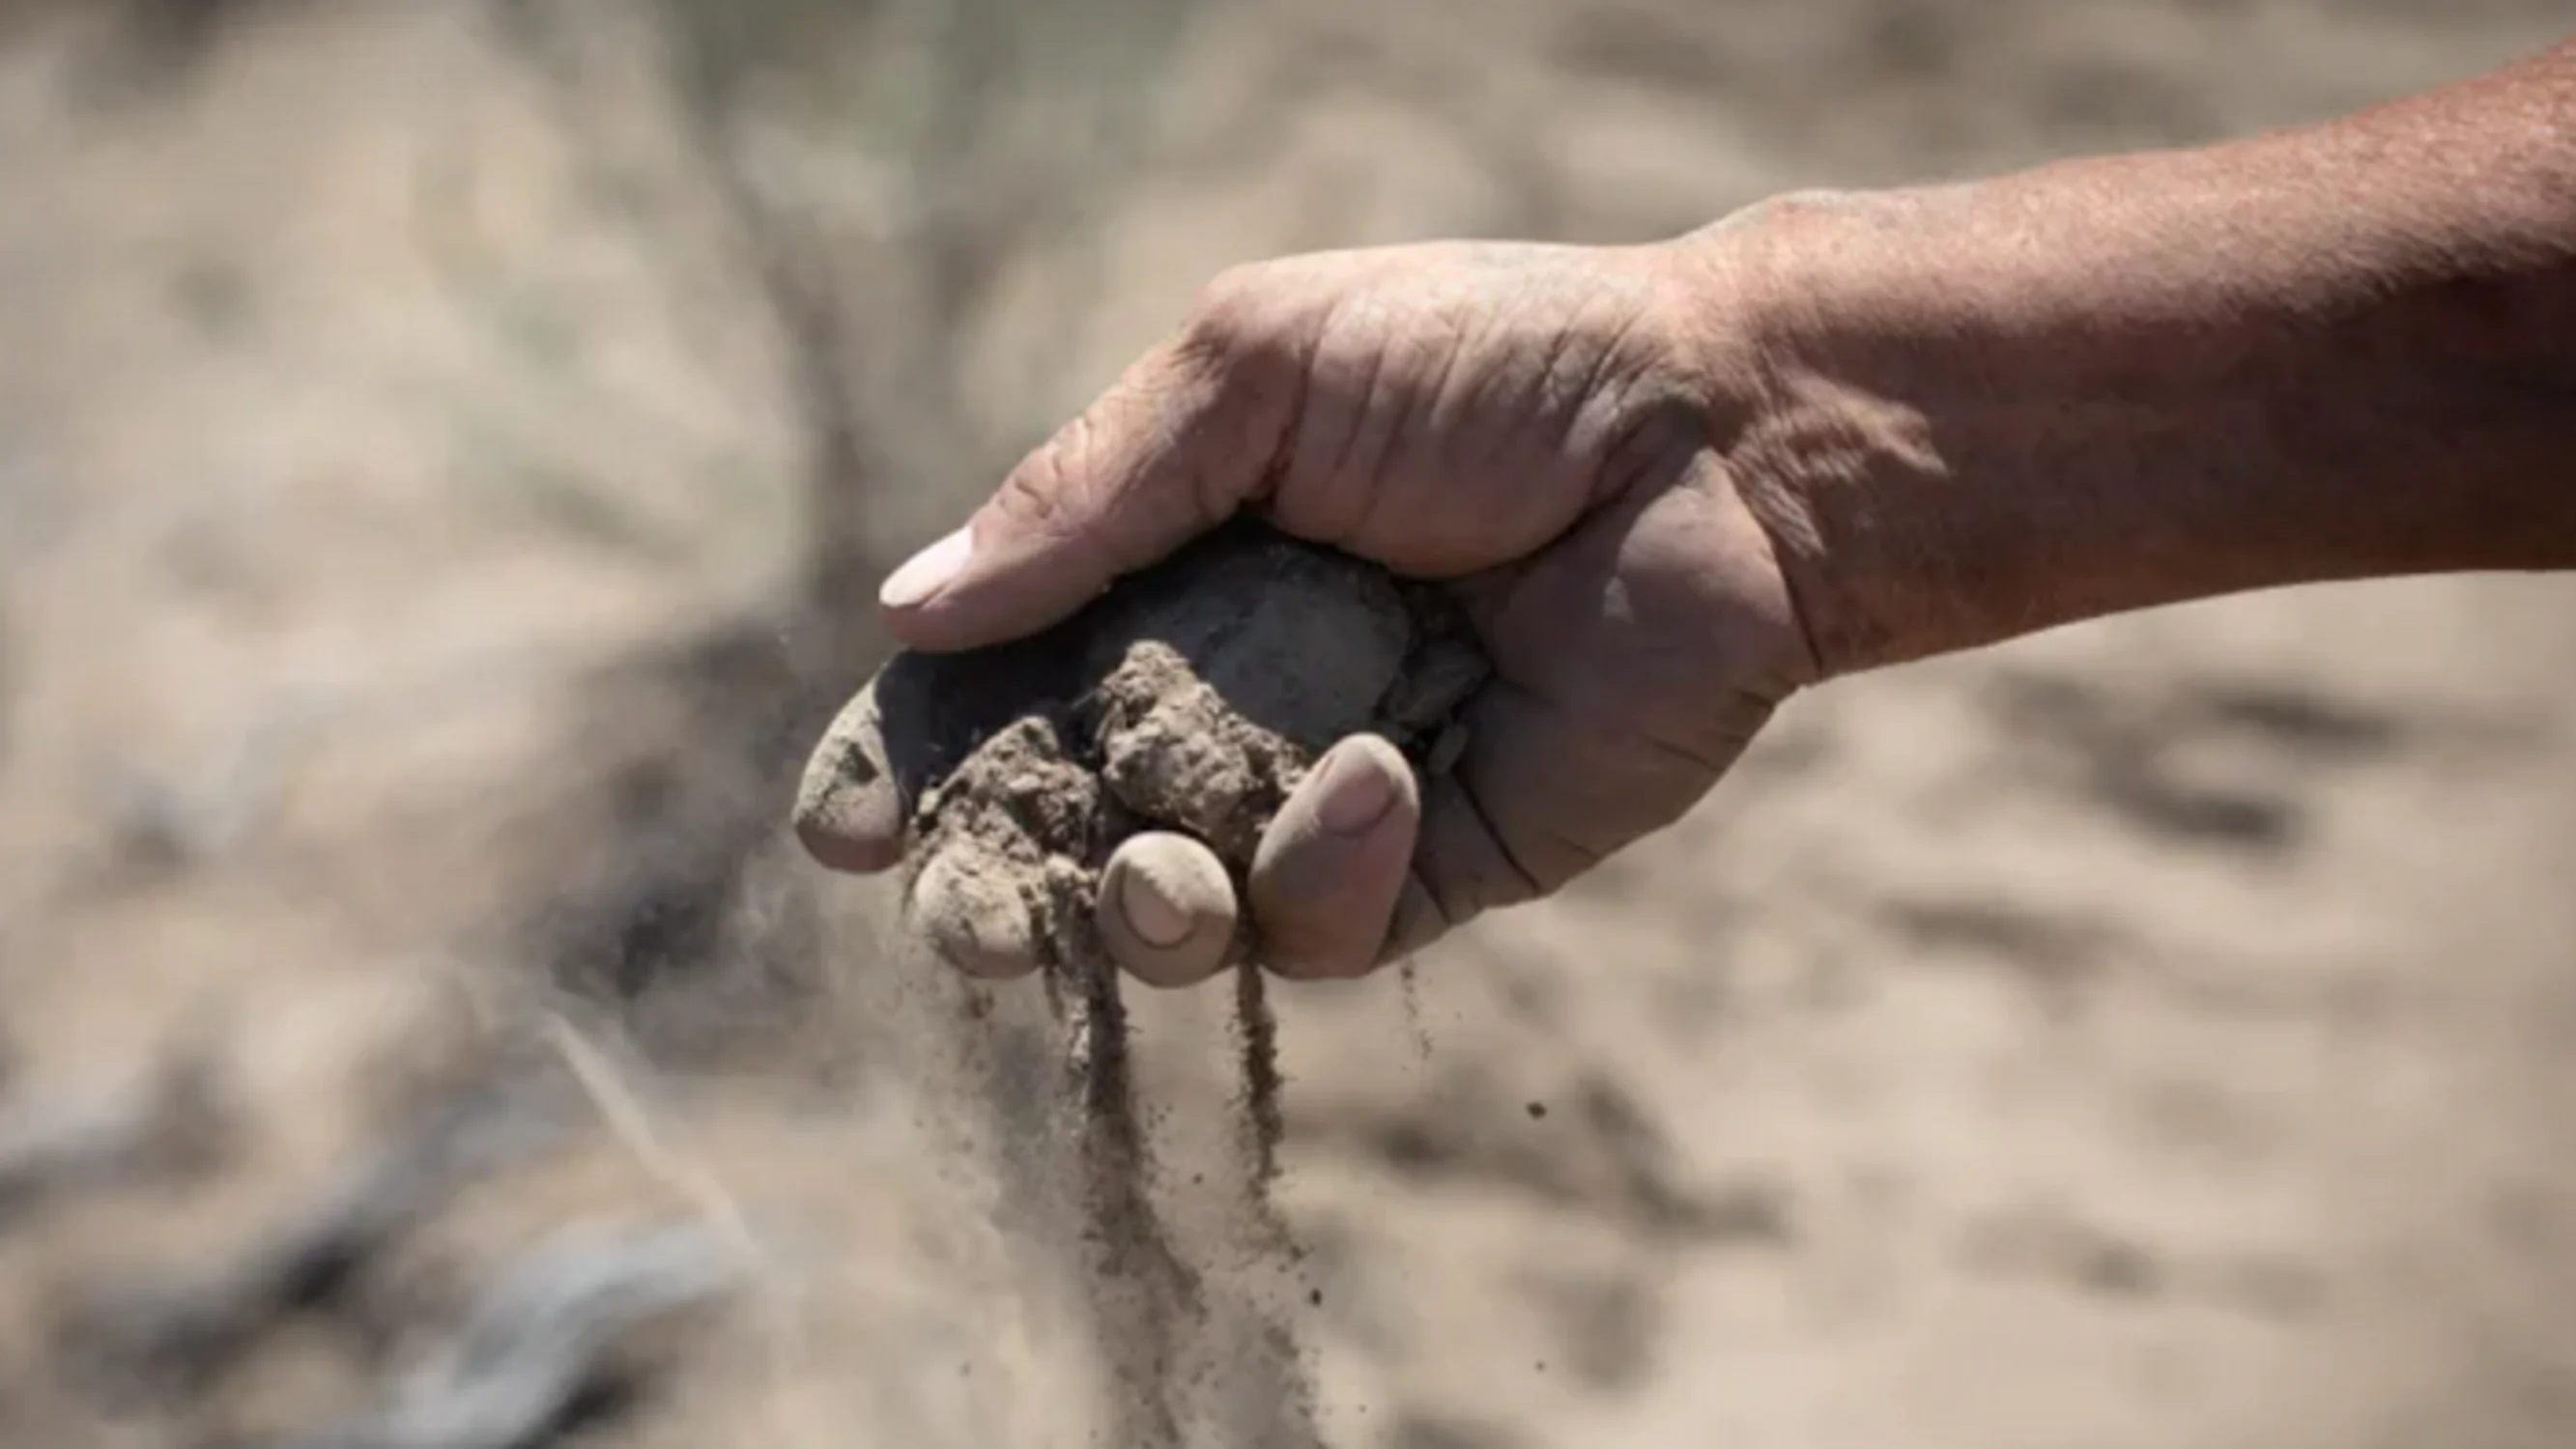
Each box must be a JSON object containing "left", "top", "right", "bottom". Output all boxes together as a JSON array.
[
  {"left": 1034, "top": 937, "right": 1326, "bottom": 1449},
  {"left": 816, "top": 527, "right": 1489, "bottom": 1444},
  {"left": 1401, "top": 959, "right": 1432, "bottom": 1060},
  {"left": 1234, "top": 962, "right": 1288, "bottom": 1204},
  {"left": 1052, "top": 901, "right": 1199, "bottom": 1449},
  {"left": 1221, "top": 960, "right": 1325, "bottom": 1449}
]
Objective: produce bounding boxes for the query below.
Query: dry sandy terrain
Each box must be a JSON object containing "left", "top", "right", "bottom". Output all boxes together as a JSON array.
[{"left": 0, "top": 2, "right": 2571, "bottom": 1446}]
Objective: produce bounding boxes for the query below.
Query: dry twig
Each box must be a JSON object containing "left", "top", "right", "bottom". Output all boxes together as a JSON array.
[{"left": 267, "top": 1221, "right": 739, "bottom": 1449}]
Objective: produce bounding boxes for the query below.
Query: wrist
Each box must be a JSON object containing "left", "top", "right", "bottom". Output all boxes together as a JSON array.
[
  {"left": 1661, "top": 94, "right": 2576, "bottom": 679},
  {"left": 1660, "top": 185, "right": 2064, "bottom": 678}
]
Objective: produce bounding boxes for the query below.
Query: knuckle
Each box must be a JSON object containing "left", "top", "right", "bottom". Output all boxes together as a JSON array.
[
  {"left": 1184, "top": 264, "right": 1305, "bottom": 392},
  {"left": 1189, "top": 263, "right": 1268, "bottom": 340},
  {"left": 994, "top": 430, "right": 1084, "bottom": 534}
]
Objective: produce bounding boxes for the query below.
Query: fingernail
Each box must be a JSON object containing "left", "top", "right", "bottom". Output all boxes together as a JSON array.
[
  {"left": 1314, "top": 740, "right": 1398, "bottom": 837},
  {"left": 879, "top": 526, "right": 973, "bottom": 610},
  {"left": 1116, "top": 861, "right": 1195, "bottom": 948},
  {"left": 1099, "top": 835, "right": 1238, "bottom": 988}
]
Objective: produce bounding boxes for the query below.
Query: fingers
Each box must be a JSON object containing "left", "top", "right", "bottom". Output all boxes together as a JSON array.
[
  {"left": 907, "top": 849, "right": 1040, "bottom": 981},
  {"left": 1247, "top": 734, "right": 1421, "bottom": 980},
  {"left": 880, "top": 309, "right": 1296, "bottom": 654},
  {"left": 1098, "top": 832, "right": 1240, "bottom": 988},
  {"left": 899, "top": 832, "right": 1241, "bottom": 986},
  {"left": 792, "top": 678, "right": 904, "bottom": 874}
]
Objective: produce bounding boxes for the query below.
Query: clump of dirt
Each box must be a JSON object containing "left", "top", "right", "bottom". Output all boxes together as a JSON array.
[
  {"left": 820, "top": 521, "right": 1487, "bottom": 1446},
  {"left": 867, "top": 522, "right": 1488, "bottom": 976}
]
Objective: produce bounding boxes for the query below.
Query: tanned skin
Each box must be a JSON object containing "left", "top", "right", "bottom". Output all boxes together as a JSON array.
[
  {"left": 1718, "top": 37, "right": 2576, "bottom": 673},
  {"left": 798, "top": 40, "right": 2576, "bottom": 985}
]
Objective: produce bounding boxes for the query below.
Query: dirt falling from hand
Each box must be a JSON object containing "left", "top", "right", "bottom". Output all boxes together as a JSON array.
[
  {"left": 1223, "top": 959, "right": 1319, "bottom": 1442},
  {"left": 1035, "top": 920, "right": 1317, "bottom": 1449},
  {"left": 1050, "top": 926, "right": 1201, "bottom": 1449},
  {"left": 799, "top": 525, "right": 1488, "bottom": 1446},
  {"left": 1234, "top": 962, "right": 1288, "bottom": 1204}
]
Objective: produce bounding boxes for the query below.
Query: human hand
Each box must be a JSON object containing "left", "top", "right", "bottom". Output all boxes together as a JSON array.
[
  {"left": 795, "top": 238, "right": 1819, "bottom": 982},
  {"left": 811, "top": 38, "right": 2576, "bottom": 987}
]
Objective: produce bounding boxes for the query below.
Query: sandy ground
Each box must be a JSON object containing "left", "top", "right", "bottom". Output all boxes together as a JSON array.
[{"left": 0, "top": 2, "right": 2572, "bottom": 1446}]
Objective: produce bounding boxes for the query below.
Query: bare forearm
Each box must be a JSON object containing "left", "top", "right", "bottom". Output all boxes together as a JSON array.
[{"left": 1703, "top": 39, "right": 2576, "bottom": 675}]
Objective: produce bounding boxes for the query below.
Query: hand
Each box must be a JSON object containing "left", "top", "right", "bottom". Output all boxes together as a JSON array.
[
  {"left": 803, "top": 38, "right": 2576, "bottom": 987},
  {"left": 795, "top": 238, "right": 1819, "bottom": 982}
]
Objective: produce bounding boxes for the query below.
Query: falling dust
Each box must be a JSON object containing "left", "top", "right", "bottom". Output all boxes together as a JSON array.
[{"left": 798, "top": 522, "right": 1487, "bottom": 1446}]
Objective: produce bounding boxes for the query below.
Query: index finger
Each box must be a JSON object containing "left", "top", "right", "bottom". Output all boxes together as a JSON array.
[{"left": 794, "top": 677, "right": 902, "bottom": 874}]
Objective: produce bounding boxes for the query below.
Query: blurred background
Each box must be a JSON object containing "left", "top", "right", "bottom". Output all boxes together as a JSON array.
[{"left": 0, "top": 1, "right": 2572, "bottom": 1445}]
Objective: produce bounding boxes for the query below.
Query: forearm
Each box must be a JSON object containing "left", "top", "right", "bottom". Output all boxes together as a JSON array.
[{"left": 1703, "top": 39, "right": 2576, "bottom": 675}]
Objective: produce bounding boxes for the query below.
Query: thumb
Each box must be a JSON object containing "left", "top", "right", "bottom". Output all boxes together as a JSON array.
[{"left": 879, "top": 325, "right": 1291, "bottom": 653}]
